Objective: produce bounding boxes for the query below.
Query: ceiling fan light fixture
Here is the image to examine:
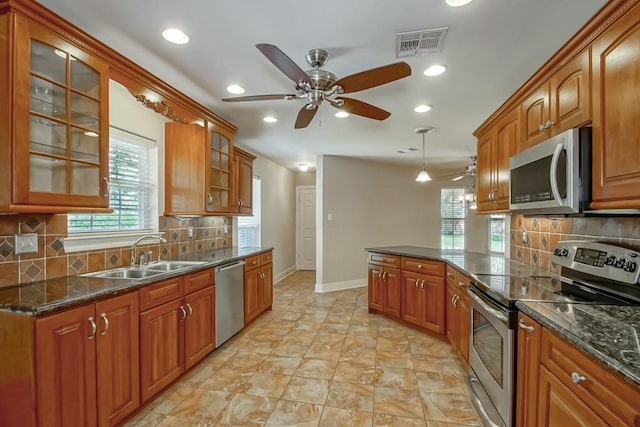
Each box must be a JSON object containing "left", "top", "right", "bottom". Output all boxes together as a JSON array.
[
  {"left": 335, "top": 111, "right": 350, "bottom": 118},
  {"left": 298, "top": 163, "right": 309, "bottom": 172},
  {"left": 162, "top": 28, "right": 190, "bottom": 45},
  {"left": 226, "top": 85, "right": 245, "bottom": 94},
  {"left": 445, "top": 0, "right": 473, "bottom": 7},
  {"left": 424, "top": 65, "right": 446, "bottom": 77},
  {"left": 263, "top": 116, "right": 278, "bottom": 123},
  {"left": 414, "top": 104, "right": 432, "bottom": 113}
]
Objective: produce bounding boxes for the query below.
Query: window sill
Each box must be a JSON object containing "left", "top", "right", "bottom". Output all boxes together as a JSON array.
[{"left": 62, "top": 231, "right": 164, "bottom": 253}]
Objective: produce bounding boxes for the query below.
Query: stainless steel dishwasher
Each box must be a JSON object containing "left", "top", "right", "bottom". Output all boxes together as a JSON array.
[{"left": 215, "top": 260, "right": 245, "bottom": 347}]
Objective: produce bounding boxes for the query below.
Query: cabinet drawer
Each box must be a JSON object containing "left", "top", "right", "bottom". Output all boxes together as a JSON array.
[
  {"left": 540, "top": 328, "right": 640, "bottom": 426},
  {"left": 260, "top": 252, "right": 273, "bottom": 265},
  {"left": 244, "top": 255, "right": 260, "bottom": 271},
  {"left": 184, "top": 268, "right": 214, "bottom": 295},
  {"left": 139, "top": 277, "right": 184, "bottom": 311},
  {"left": 367, "top": 252, "right": 400, "bottom": 268},
  {"left": 401, "top": 257, "right": 444, "bottom": 276},
  {"left": 446, "top": 265, "right": 457, "bottom": 286}
]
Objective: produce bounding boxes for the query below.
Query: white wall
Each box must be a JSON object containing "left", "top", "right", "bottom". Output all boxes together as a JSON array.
[
  {"left": 295, "top": 172, "right": 316, "bottom": 186},
  {"left": 252, "top": 156, "right": 297, "bottom": 282},
  {"left": 318, "top": 155, "right": 488, "bottom": 290}
]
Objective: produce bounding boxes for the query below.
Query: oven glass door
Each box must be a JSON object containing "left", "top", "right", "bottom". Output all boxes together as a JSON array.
[{"left": 472, "top": 308, "right": 504, "bottom": 387}]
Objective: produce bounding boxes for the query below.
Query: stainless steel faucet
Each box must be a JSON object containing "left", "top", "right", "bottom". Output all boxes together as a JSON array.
[{"left": 131, "top": 235, "right": 167, "bottom": 267}]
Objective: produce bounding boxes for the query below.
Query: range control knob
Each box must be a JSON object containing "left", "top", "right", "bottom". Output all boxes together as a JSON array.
[
  {"left": 624, "top": 261, "right": 637, "bottom": 273},
  {"left": 615, "top": 258, "right": 627, "bottom": 269},
  {"left": 554, "top": 247, "right": 570, "bottom": 257},
  {"left": 605, "top": 255, "right": 617, "bottom": 266}
]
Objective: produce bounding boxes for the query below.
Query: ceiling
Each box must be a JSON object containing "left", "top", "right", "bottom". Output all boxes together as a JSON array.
[{"left": 39, "top": 0, "right": 607, "bottom": 176}]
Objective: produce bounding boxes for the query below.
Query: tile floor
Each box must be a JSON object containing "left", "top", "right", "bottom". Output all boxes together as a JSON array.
[{"left": 126, "top": 271, "right": 480, "bottom": 426}]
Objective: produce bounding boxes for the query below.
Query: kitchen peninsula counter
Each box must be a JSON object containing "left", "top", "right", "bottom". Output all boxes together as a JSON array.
[{"left": 0, "top": 246, "right": 272, "bottom": 316}]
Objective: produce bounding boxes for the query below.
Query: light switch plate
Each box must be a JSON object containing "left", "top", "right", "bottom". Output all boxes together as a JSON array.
[{"left": 15, "top": 233, "right": 38, "bottom": 254}]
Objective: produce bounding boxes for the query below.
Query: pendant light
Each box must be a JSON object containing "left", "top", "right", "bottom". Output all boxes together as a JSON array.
[{"left": 415, "top": 127, "right": 434, "bottom": 182}]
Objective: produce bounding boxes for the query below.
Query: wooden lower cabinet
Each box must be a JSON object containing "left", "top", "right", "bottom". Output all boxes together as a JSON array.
[
  {"left": 445, "top": 267, "right": 470, "bottom": 365},
  {"left": 35, "top": 292, "right": 139, "bottom": 427},
  {"left": 139, "top": 269, "right": 215, "bottom": 403},
  {"left": 516, "top": 312, "right": 640, "bottom": 427},
  {"left": 368, "top": 265, "right": 384, "bottom": 311},
  {"left": 402, "top": 271, "right": 445, "bottom": 334},
  {"left": 367, "top": 265, "right": 402, "bottom": 318},
  {"left": 244, "top": 252, "right": 274, "bottom": 325},
  {"left": 457, "top": 290, "right": 470, "bottom": 363}
]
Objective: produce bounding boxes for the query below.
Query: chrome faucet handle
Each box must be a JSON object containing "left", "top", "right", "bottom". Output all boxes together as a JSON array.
[
  {"left": 139, "top": 252, "right": 146, "bottom": 267},
  {"left": 148, "top": 251, "right": 154, "bottom": 264}
]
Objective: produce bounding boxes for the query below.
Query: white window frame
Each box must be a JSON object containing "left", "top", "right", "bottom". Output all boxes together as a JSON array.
[
  {"left": 441, "top": 187, "right": 466, "bottom": 250},
  {"left": 489, "top": 214, "right": 507, "bottom": 254},
  {"left": 236, "top": 176, "right": 261, "bottom": 248},
  {"left": 63, "top": 126, "right": 159, "bottom": 253}
]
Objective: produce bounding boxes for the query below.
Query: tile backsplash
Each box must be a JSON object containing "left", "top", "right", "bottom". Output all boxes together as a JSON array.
[
  {"left": 0, "top": 214, "right": 232, "bottom": 288},
  {"left": 510, "top": 215, "right": 640, "bottom": 273}
]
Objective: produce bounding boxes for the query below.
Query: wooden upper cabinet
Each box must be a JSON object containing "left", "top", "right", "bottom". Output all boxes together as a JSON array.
[
  {"left": 207, "top": 125, "right": 235, "bottom": 214},
  {"left": 164, "top": 122, "right": 206, "bottom": 215},
  {"left": 6, "top": 15, "right": 110, "bottom": 213},
  {"left": 233, "top": 147, "right": 255, "bottom": 215},
  {"left": 549, "top": 49, "right": 591, "bottom": 133},
  {"left": 591, "top": 2, "right": 640, "bottom": 209},
  {"left": 520, "top": 83, "right": 551, "bottom": 150},
  {"left": 476, "top": 108, "right": 518, "bottom": 213}
]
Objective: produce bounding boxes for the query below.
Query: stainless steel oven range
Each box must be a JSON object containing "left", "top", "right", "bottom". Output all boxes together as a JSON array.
[{"left": 467, "top": 240, "right": 640, "bottom": 427}]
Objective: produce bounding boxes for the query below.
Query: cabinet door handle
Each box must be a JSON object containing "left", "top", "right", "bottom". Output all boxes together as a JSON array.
[
  {"left": 415, "top": 279, "right": 419, "bottom": 289},
  {"left": 186, "top": 303, "right": 193, "bottom": 318},
  {"left": 100, "top": 313, "right": 109, "bottom": 336},
  {"left": 88, "top": 316, "right": 97, "bottom": 340},
  {"left": 544, "top": 120, "right": 555, "bottom": 129},
  {"left": 518, "top": 319, "right": 534, "bottom": 333},
  {"left": 383, "top": 271, "right": 388, "bottom": 280},
  {"left": 179, "top": 305, "right": 187, "bottom": 321},
  {"left": 208, "top": 193, "right": 213, "bottom": 203},
  {"left": 378, "top": 271, "right": 382, "bottom": 280},
  {"left": 420, "top": 280, "right": 425, "bottom": 290},
  {"left": 570, "top": 372, "right": 586, "bottom": 384},
  {"left": 102, "top": 177, "right": 110, "bottom": 197},
  {"left": 453, "top": 294, "right": 458, "bottom": 308},
  {"left": 539, "top": 123, "right": 546, "bottom": 132}
]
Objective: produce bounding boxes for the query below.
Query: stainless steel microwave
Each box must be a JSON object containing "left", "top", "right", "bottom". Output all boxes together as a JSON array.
[{"left": 509, "top": 128, "right": 591, "bottom": 215}]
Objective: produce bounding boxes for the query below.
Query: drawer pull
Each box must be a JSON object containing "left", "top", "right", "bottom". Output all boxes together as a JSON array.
[
  {"left": 417, "top": 264, "right": 422, "bottom": 269},
  {"left": 518, "top": 319, "right": 534, "bottom": 333},
  {"left": 571, "top": 372, "right": 586, "bottom": 384}
]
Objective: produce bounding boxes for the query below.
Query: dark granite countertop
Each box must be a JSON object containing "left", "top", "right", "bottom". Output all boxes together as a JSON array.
[
  {"left": 366, "top": 245, "right": 554, "bottom": 277},
  {"left": 517, "top": 301, "right": 640, "bottom": 388},
  {"left": 0, "top": 246, "right": 272, "bottom": 316}
]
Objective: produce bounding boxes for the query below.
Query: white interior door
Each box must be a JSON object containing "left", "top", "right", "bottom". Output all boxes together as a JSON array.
[{"left": 297, "top": 186, "right": 316, "bottom": 270}]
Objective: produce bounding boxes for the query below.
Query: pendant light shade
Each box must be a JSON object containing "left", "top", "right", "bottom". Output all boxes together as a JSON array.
[{"left": 415, "top": 127, "right": 434, "bottom": 182}]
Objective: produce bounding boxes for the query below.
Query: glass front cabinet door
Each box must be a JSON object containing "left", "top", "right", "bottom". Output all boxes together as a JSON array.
[
  {"left": 206, "top": 124, "right": 235, "bottom": 213},
  {"left": 12, "top": 15, "right": 109, "bottom": 211}
]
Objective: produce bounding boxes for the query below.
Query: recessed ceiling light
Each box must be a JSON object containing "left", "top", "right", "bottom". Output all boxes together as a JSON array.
[
  {"left": 445, "top": 0, "right": 473, "bottom": 7},
  {"left": 162, "top": 28, "right": 190, "bottom": 45},
  {"left": 263, "top": 116, "right": 278, "bottom": 123},
  {"left": 84, "top": 131, "right": 99, "bottom": 138},
  {"left": 414, "top": 104, "right": 432, "bottom": 113},
  {"left": 226, "top": 85, "right": 245, "bottom": 94},
  {"left": 298, "top": 163, "right": 309, "bottom": 172},
  {"left": 335, "top": 111, "right": 350, "bottom": 118},
  {"left": 424, "top": 65, "right": 447, "bottom": 77}
]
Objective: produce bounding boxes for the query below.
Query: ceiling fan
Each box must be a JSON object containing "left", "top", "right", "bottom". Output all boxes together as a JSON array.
[
  {"left": 222, "top": 44, "right": 412, "bottom": 129},
  {"left": 450, "top": 156, "right": 477, "bottom": 181}
]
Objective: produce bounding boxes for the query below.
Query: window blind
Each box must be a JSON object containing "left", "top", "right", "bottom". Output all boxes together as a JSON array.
[
  {"left": 441, "top": 188, "right": 466, "bottom": 250},
  {"left": 237, "top": 177, "right": 261, "bottom": 247}
]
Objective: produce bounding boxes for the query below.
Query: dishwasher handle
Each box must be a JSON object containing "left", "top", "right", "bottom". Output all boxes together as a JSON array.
[{"left": 216, "top": 261, "right": 245, "bottom": 272}]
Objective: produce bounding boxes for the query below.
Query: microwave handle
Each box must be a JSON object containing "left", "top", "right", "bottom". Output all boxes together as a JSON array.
[{"left": 549, "top": 142, "right": 564, "bottom": 203}]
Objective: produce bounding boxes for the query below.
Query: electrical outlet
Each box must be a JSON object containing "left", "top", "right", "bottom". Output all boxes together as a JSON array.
[
  {"left": 188, "top": 226, "right": 194, "bottom": 239},
  {"left": 15, "top": 233, "right": 38, "bottom": 254}
]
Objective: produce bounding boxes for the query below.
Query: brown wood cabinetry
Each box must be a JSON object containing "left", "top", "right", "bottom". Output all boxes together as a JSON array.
[
  {"left": 233, "top": 147, "right": 256, "bottom": 215},
  {"left": 244, "top": 251, "right": 274, "bottom": 325},
  {"left": 207, "top": 126, "right": 235, "bottom": 213},
  {"left": 591, "top": 2, "right": 640, "bottom": 209},
  {"left": 367, "top": 253, "right": 402, "bottom": 318},
  {"left": 1, "top": 14, "right": 110, "bottom": 213},
  {"left": 476, "top": 108, "right": 518, "bottom": 213},
  {"left": 445, "top": 267, "right": 470, "bottom": 365},
  {"left": 519, "top": 49, "right": 591, "bottom": 153},
  {"left": 401, "top": 270, "right": 445, "bottom": 334},
  {"left": 515, "top": 312, "right": 541, "bottom": 427},
  {"left": 36, "top": 292, "right": 139, "bottom": 427},
  {"left": 139, "top": 269, "right": 215, "bottom": 403},
  {"left": 516, "top": 312, "right": 640, "bottom": 427}
]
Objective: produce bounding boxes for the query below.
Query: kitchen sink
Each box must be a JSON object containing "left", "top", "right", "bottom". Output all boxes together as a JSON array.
[
  {"left": 145, "top": 261, "right": 208, "bottom": 271},
  {"left": 84, "top": 268, "right": 164, "bottom": 279}
]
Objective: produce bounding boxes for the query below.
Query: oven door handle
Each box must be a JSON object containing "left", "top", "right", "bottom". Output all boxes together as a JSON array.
[
  {"left": 549, "top": 142, "right": 564, "bottom": 204},
  {"left": 468, "top": 289, "right": 508, "bottom": 323}
]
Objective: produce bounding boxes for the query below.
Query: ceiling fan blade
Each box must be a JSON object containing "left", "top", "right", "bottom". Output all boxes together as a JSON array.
[
  {"left": 256, "top": 44, "right": 311, "bottom": 85},
  {"left": 295, "top": 105, "right": 318, "bottom": 129},
  {"left": 222, "top": 94, "right": 297, "bottom": 102},
  {"left": 337, "top": 97, "right": 391, "bottom": 120},
  {"left": 332, "top": 62, "right": 411, "bottom": 94}
]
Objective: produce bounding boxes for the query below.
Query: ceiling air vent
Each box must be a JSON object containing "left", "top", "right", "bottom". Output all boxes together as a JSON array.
[{"left": 395, "top": 27, "right": 448, "bottom": 58}]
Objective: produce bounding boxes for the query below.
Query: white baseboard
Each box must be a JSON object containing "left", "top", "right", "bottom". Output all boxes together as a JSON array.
[
  {"left": 315, "top": 278, "right": 367, "bottom": 293},
  {"left": 274, "top": 266, "right": 297, "bottom": 284}
]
